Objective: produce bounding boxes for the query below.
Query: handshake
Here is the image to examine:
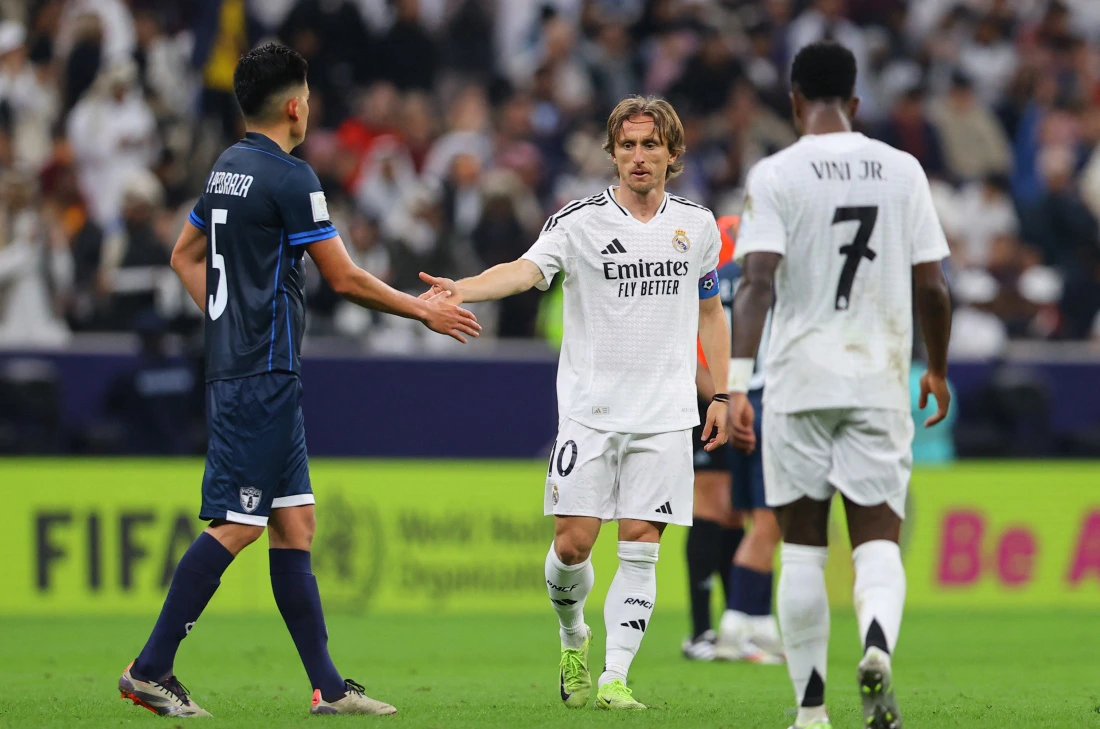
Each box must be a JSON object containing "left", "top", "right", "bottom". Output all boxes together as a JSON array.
[{"left": 415, "top": 271, "right": 480, "bottom": 343}]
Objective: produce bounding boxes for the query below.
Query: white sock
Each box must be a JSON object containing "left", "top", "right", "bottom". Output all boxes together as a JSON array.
[
  {"left": 545, "top": 543, "right": 594, "bottom": 649},
  {"left": 778, "top": 542, "right": 830, "bottom": 722},
  {"left": 852, "top": 539, "right": 906, "bottom": 656},
  {"left": 600, "top": 541, "right": 659, "bottom": 686}
]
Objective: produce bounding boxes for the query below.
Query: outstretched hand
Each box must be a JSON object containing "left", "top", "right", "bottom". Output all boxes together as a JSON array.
[
  {"left": 419, "top": 272, "right": 462, "bottom": 305},
  {"left": 420, "top": 288, "right": 481, "bottom": 343}
]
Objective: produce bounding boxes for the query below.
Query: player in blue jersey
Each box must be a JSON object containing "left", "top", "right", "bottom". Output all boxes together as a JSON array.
[
  {"left": 712, "top": 219, "right": 785, "bottom": 666},
  {"left": 117, "top": 44, "right": 480, "bottom": 719},
  {"left": 683, "top": 216, "right": 784, "bottom": 665}
]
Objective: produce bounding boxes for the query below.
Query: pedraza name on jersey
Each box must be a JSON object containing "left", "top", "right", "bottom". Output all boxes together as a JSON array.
[
  {"left": 603, "top": 258, "right": 690, "bottom": 298},
  {"left": 205, "top": 171, "right": 255, "bottom": 198},
  {"left": 810, "top": 159, "right": 885, "bottom": 182}
]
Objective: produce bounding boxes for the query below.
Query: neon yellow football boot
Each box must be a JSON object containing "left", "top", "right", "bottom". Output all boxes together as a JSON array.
[
  {"left": 595, "top": 679, "right": 646, "bottom": 710},
  {"left": 558, "top": 626, "right": 592, "bottom": 708}
]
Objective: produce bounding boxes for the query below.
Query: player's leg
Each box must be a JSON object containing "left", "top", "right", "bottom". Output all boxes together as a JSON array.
[
  {"left": 548, "top": 515, "right": 601, "bottom": 707},
  {"left": 596, "top": 428, "right": 691, "bottom": 710},
  {"left": 684, "top": 462, "right": 736, "bottom": 659},
  {"left": 846, "top": 499, "right": 904, "bottom": 729},
  {"left": 596, "top": 517, "right": 662, "bottom": 710},
  {"left": 120, "top": 522, "right": 261, "bottom": 717},
  {"left": 544, "top": 421, "right": 616, "bottom": 708},
  {"left": 121, "top": 375, "right": 283, "bottom": 717},
  {"left": 718, "top": 509, "right": 783, "bottom": 662},
  {"left": 831, "top": 409, "right": 913, "bottom": 729},
  {"left": 716, "top": 506, "right": 746, "bottom": 617},
  {"left": 766, "top": 409, "right": 840, "bottom": 729},
  {"left": 267, "top": 382, "right": 396, "bottom": 716},
  {"left": 269, "top": 504, "right": 397, "bottom": 716},
  {"left": 720, "top": 389, "right": 784, "bottom": 662}
]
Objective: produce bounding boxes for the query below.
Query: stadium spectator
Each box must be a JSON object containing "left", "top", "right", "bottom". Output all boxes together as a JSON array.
[
  {"left": 931, "top": 71, "right": 1013, "bottom": 182},
  {"left": 586, "top": 22, "right": 643, "bottom": 113},
  {"left": 873, "top": 85, "right": 948, "bottom": 180},
  {"left": 191, "top": 0, "right": 257, "bottom": 149},
  {"left": 947, "top": 173, "right": 1019, "bottom": 269},
  {"left": 668, "top": 27, "right": 744, "bottom": 116},
  {"left": 0, "top": 170, "right": 72, "bottom": 348},
  {"left": 66, "top": 59, "right": 157, "bottom": 228},
  {"left": 353, "top": 135, "right": 418, "bottom": 226},
  {"left": 0, "top": 21, "right": 57, "bottom": 174},
  {"left": 421, "top": 85, "right": 493, "bottom": 186},
  {"left": 441, "top": 0, "right": 497, "bottom": 82},
  {"left": 377, "top": 0, "right": 440, "bottom": 92},
  {"left": 91, "top": 168, "right": 171, "bottom": 331},
  {"left": 337, "top": 83, "right": 403, "bottom": 188},
  {"left": 958, "top": 14, "right": 1019, "bottom": 107},
  {"left": 787, "top": 0, "right": 878, "bottom": 118},
  {"left": 1019, "top": 144, "right": 1099, "bottom": 270},
  {"left": 57, "top": 0, "right": 135, "bottom": 65}
]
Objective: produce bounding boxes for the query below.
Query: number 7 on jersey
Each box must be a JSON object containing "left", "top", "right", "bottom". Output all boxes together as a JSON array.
[{"left": 832, "top": 205, "right": 878, "bottom": 311}]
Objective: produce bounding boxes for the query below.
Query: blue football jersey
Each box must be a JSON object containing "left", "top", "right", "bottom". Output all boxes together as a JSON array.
[
  {"left": 189, "top": 132, "right": 337, "bottom": 382},
  {"left": 719, "top": 259, "right": 769, "bottom": 391}
]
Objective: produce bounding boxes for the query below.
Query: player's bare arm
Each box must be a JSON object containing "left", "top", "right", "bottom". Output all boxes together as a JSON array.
[
  {"left": 419, "top": 259, "right": 545, "bottom": 305},
  {"left": 914, "top": 260, "right": 952, "bottom": 427},
  {"left": 695, "top": 363, "right": 716, "bottom": 401},
  {"left": 698, "top": 294, "right": 730, "bottom": 451},
  {"left": 170, "top": 220, "right": 208, "bottom": 312},
  {"left": 729, "top": 251, "right": 781, "bottom": 453},
  {"left": 307, "top": 235, "right": 481, "bottom": 343}
]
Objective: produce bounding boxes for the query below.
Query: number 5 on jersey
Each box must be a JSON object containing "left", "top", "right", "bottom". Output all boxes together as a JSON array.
[{"left": 209, "top": 208, "right": 229, "bottom": 320}]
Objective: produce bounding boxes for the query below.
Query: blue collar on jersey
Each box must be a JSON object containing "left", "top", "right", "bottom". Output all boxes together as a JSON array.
[{"left": 241, "top": 131, "right": 284, "bottom": 153}]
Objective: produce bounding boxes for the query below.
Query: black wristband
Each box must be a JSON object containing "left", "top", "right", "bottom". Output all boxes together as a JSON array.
[{"left": 711, "top": 393, "right": 730, "bottom": 403}]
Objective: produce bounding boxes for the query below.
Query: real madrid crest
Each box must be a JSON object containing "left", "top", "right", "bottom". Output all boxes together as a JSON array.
[{"left": 672, "top": 228, "right": 690, "bottom": 253}]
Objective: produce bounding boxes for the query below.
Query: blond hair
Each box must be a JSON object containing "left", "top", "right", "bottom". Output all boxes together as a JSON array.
[{"left": 603, "top": 96, "right": 686, "bottom": 179}]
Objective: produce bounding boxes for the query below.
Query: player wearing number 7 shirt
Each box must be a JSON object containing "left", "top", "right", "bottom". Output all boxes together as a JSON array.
[
  {"left": 116, "top": 43, "right": 479, "bottom": 720},
  {"left": 728, "top": 42, "right": 952, "bottom": 729}
]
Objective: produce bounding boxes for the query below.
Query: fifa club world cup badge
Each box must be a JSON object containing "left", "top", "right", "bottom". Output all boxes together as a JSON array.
[
  {"left": 240, "top": 486, "right": 263, "bottom": 513},
  {"left": 673, "top": 229, "right": 690, "bottom": 253}
]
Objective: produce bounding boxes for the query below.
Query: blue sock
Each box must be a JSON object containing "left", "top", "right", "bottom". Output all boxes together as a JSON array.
[
  {"left": 728, "top": 565, "right": 775, "bottom": 616},
  {"left": 132, "top": 532, "right": 234, "bottom": 680},
  {"left": 270, "top": 549, "right": 346, "bottom": 701}
]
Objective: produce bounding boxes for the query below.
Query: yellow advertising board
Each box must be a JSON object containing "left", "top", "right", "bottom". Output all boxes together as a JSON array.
[{"left": 0, "top": 460, "right": 1097, "bottom": 616}]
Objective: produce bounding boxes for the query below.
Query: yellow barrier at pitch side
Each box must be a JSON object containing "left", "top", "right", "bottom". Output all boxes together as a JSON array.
[{"left": 0, "top": 460, "right": 1097, "bottom": 616}]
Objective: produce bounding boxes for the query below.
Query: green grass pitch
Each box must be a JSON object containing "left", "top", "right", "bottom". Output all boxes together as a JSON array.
[{"left": 1, "top": 609, "right": 1096, "bottom": 728}]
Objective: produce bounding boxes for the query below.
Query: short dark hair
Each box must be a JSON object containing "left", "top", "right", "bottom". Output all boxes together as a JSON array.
[
  {"left": 790, "top": 41, "right": 857, "bottom": 102},
  {"left": 233, "top": 43, "right": 308, "bottom": 120}
]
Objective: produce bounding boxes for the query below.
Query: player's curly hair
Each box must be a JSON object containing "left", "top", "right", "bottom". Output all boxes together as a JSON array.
[
  {"left": 233, "top": 43, "right": 309, "bottom": 121},
  {"left": 603, "top": 96, "right": 686, "bottom": 180},
  {"left": 790, "top": 41, "right": 857, "bottom": 102}
]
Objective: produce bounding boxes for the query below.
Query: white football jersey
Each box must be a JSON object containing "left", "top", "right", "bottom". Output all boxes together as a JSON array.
[
  {"left": 735, "top": 132, "right": 950, "bottom": 414},
  {"left": 523, "top": 186, "right": 722, "bottom": 433}
]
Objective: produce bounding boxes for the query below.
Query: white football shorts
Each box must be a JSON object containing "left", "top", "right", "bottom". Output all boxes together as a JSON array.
[
  {"left": 763, "top": 407, "right": 914, "bottom": 518},
  {"left": 544, "top": 418, "right": 694, "bottom": 526}
]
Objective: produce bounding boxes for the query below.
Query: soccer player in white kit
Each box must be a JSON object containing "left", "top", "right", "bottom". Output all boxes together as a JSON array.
[
  {"left": 727, "top": 43, "right": 953, "bottom": 729},
  {"left": 420, "top": 96, "right": 732, "bottom": 710}
]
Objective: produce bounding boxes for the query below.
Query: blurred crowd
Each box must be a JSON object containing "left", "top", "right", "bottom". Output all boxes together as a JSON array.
[{"left": 0, "top": 0, "right": 1099, "bottom": 356}]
